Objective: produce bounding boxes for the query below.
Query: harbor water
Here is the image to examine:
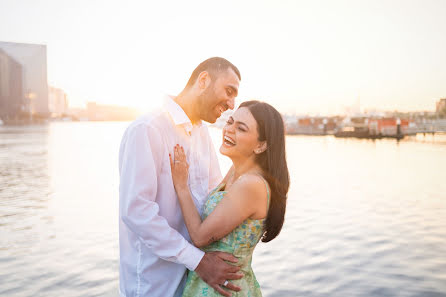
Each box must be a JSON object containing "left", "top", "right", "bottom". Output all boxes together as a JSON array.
[{"left": 1, "top": 122, "right": 445, "bottom": 297}]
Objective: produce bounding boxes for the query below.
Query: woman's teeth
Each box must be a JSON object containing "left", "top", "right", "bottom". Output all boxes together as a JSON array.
[{"left": 224, "top": 136, "right": 236, "bottom": 146}]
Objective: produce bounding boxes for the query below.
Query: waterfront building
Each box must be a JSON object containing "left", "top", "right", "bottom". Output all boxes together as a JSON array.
[
  {"left": 368, "top": 118, "right": 410, "bottom": 136},
  {"left": 286, "top": 116, "right": 340, "bottom": 135},
  {"left": 0, "top": 41, "right": 49, "bottom": 118},
  {"left": 0, "top": 48, "right": 24, "bottom": 120},
  {"left": 48, "top": 86, "right": 68, "bottom": 117},
  {"left": 436, "top": 98, "right": 446, "bottom": 113}
]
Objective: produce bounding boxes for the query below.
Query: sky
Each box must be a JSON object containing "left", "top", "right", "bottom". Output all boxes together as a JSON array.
[{"left": 1, "top": 0, "right": 445, "bottom": 115}]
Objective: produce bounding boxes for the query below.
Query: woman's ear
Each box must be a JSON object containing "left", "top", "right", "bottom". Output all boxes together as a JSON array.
[{"left": 254, "top": 141, "right": 267, "bottom": 154}]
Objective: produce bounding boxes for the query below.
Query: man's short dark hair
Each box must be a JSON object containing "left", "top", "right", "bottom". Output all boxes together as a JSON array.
[{"left": 185, "top": 57, "right": 241, "bottom": 88}]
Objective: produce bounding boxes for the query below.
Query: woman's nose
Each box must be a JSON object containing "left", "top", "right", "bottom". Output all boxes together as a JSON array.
[{"left": 224, "top": 124, "right": 235, "bottom": 133}]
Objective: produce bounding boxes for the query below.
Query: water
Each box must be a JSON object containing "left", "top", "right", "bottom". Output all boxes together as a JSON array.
[{"left": 1, "top": 122, "right": 445, "bottom": 297}]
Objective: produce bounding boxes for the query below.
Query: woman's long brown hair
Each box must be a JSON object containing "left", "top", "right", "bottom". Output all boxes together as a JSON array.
[{"left": 239, "top": 100, "right": 290, "bottom": 242}]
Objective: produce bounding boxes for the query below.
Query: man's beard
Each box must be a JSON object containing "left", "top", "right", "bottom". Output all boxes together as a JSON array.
[{"left": 197, "top": 84, "right": 218, "bottom": 123}]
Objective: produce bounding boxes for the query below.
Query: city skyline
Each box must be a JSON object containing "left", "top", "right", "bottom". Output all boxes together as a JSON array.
[{"left": 1, "top": 0, "right": 446, "bottom": 114}]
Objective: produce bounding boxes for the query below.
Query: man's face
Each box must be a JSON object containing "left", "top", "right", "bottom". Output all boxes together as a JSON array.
[{"left": 197, "top": 68, "right": 240, "bottom": 123}]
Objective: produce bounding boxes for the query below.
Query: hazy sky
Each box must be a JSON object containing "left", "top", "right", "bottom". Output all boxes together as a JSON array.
[{"left": 1, "top": 0, "right": 445, "bottom": 114}]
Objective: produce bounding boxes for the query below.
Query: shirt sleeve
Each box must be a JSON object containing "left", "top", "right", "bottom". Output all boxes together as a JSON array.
[
  {"left": 207, "top": 127, "right": 223, "bottom": 191},
  {"left": 119, "top": 123, "right": 204, "bottom": 271}
]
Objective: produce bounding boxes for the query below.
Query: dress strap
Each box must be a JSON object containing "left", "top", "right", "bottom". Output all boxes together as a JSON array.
[
  {"left": 216, "top": 182, "right": 226, "bottom": 192},
  {"left": 256, "top": 174, "right": 271, "bottom": 211}
]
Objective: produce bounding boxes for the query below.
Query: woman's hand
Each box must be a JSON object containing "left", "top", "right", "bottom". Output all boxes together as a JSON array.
[{"left": 169, "top": 144, "right": 189, "bottom": 193}]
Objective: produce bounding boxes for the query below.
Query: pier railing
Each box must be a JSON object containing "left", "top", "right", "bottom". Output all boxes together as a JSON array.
[{"left": 413, "top": 119, "right": 446, "bottom": 134}]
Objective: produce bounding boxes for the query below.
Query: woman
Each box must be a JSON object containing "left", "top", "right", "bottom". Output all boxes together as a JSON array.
[{"left": 170, "top": 100, "right": 290, "bottom": 296}]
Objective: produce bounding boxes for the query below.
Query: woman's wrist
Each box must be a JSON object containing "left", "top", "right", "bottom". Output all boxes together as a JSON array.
[{"left": 176, "top": 186, "right": 190, "bottom": 199}]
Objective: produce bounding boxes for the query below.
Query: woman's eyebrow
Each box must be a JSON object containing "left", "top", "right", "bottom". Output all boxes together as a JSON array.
[{"left": 235, "top": 120, "right": 249, "bottom": 130}]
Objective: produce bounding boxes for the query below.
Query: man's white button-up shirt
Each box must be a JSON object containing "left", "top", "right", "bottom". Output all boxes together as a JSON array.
[{"left": 119, "top": 96, "right": 222, "bottom": 297}]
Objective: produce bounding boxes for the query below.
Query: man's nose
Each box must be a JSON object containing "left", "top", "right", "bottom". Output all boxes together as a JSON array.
[{"left": 227, "top": 98, "right": 235, "bottom": 110}]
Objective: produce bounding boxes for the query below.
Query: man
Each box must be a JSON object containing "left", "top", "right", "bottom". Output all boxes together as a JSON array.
[{"left": 119, "top": 57, "right": 242, "bottom": 297}]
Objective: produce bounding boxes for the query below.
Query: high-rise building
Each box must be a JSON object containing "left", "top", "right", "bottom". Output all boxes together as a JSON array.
[
  {"left": 0, "top": 48, "right": 24, "bottom": 119},
  {"left": 0, "top": 41, "right": 49, "bottom": 118}
]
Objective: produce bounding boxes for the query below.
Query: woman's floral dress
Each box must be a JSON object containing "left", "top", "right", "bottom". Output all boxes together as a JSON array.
[{"left": 182, "top": 178, "right": 270, "bottom": 297}]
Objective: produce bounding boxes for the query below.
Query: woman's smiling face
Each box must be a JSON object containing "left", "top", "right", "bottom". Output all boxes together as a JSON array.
[{"left": 220, "top": 107, "right": 262, "bottom": 160}]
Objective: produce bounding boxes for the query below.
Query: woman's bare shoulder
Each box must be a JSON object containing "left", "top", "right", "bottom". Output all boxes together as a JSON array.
[{"left": 228, "top": 173, "right": 269, "bottom": 203}]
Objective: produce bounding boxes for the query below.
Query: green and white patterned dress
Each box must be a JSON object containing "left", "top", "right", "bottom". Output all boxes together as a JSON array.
[{"left": 182, "top": 178, "right": 270, "bottom": 297}]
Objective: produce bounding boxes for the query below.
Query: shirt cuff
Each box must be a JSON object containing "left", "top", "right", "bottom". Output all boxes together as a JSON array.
[{"left": 179, "top": 243, "right": 205, "bottom": 271}]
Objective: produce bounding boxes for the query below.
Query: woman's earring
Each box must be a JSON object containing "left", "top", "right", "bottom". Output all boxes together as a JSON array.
[{"left": 257, "top": 142, "right": 267, "bottom": 154}]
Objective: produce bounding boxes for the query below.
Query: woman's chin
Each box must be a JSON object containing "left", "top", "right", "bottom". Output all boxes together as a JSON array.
[{"left": 219, "top": 145, "right": 231, "bottom": 157}]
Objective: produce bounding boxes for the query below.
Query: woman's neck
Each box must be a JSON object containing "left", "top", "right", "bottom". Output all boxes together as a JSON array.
[{"left": 230, "top": 157, "right": 262, "bottom": 183}]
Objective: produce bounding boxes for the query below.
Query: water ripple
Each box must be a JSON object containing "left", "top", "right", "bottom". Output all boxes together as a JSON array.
[{"left": 1, "top": 124, "right": 446, "bottom": 297}]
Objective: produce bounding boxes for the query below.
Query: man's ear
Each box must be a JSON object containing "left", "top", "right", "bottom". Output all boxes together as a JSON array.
[{"left": 197, "top": 71, "right": 210, "bottom": 90}]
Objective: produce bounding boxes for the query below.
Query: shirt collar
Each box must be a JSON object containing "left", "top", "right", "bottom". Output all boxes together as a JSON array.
[{"left": 163, "top": 95, "right": 201, "bottom": 134}]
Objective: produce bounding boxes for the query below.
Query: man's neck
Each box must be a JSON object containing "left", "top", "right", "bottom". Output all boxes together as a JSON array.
[{"left": 174, "top": 90, "right": 200, "bottom": 125}]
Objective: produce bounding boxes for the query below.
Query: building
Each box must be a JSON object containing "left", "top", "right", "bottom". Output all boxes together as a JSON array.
[
  {"left": 436, "top": 98, "right": 446, "bottom": 113},
  {"left": 0, "top": 41, "right": 49, "bottom": 118},
  {"left": 0, "top": 48, "right": 24, "bottom": 120},
  {"left": 286, "top": 116, "right": 340, "bottom": 135},
  {"left": 48, "top": 86, "right": 68, "bottom": 117},
  {"left": 368, "top": 118, "right": 411, "bottom": 136}
]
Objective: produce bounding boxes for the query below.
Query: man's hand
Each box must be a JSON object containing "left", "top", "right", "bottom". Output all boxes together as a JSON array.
[{"left": 195, "top": 251, "right": 243, "bottom": 297}]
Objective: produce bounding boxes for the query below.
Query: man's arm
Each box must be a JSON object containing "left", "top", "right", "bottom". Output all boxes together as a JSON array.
[{"left": 119, "top": 123, "right": 203, "bottom": 270}]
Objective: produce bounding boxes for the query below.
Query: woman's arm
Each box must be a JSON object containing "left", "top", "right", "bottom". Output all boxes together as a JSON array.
[{"left": 170, "top": 145, "right": 268, "bottom": 247}]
